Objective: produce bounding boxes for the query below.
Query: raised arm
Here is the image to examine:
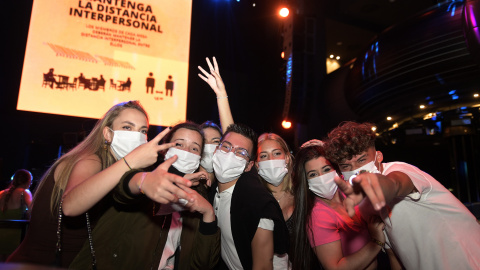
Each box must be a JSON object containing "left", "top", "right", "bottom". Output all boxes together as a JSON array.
[
  {"left": 62, "top": 128, "right": 174, "bottom": 216},
  {"left": 198, "top": 57, "right": 234, "bottom": 133}
]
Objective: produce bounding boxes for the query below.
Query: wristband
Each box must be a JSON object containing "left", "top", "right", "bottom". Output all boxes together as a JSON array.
[
  {"left": 371, "top": 238, "right": 385, "bottom": 248},
  {"left": 123, "top": 157, "right": 132, "bottom": 170},
  {"left": 216, "top": 96, "right": 228, "bottom": 99},
  {"left": 138, "top": 172, "right": 147, "bottom": 194}
]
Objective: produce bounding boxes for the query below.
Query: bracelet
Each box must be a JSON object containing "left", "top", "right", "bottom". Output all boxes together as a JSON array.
[
  {"left": 138, "top": 172, "right": 147, "bottom": 194},
  {"left": 371, "top": 238, "right": 385, "bottom": 248},
  {"left": 216, "top": 96, "right": 228, "bottom": 99},
  {"left": 123, "top": 157, "right": 132, "bottom": 170}
]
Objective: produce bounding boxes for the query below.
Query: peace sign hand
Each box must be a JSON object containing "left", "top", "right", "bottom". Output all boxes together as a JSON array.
[
  {"left": 198, "top": 57, "right": 226, "bottom": 96},
  {"left": 124, "top": 127, "right": 175, "bottom": 170}
]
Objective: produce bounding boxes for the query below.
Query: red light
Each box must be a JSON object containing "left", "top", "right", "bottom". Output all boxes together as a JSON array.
[
  {"left": 279, "top": 7, "right": 289, "bottom": 18},
  {"left": 282, "top": 120, "right": 292, "bottom": 129}
]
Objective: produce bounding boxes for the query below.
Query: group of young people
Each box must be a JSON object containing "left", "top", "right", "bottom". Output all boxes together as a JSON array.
[{"left": 5, "top": 57, "right": 480, "bottom": 269}]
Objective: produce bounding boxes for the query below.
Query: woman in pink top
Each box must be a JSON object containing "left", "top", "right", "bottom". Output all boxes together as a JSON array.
[{"left": 291, "top": 145, "right": 385, "bottom": 270}]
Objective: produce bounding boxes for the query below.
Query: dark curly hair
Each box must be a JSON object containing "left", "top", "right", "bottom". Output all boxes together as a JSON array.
[{"left": 324, "top": 121, "right": 376, "bottom": 164}]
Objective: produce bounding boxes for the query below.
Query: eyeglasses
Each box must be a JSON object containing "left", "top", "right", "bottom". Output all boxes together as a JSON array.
[{"left": 217, "top": 141, "right": 251, "bottom": 160}]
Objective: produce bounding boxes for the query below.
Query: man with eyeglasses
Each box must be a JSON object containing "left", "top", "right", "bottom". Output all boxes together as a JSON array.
[{"left": 209, "top": 123, "right": 289, "bottom": 270}]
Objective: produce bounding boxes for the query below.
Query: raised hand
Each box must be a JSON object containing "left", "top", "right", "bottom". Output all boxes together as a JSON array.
[
  {"left": 300, "top": 139, "right": 324, "bottom": 148},
  {"left": 351, "top": 173, "right": 386, "bottom": 211},
  {"left": 334, "top": 175, "right": 360, "bottom": 217},
  {"left": 138, "top": 155, "right": 194, "bottom": 205},
  {"left": 124, "top": 127, "right": 175, "bottom": 170},
  {"left": 198, "top": 57, "right": 226, "bottom": 96},
  {"left": 335, "top": 173, "right": 387, "bottom": 217}
]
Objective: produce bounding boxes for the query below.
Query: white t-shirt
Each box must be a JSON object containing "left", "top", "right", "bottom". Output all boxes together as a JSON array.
[
  {"left": 380, "top": 162, "right": 480, "bottom": 270},
  {"left": 214, "top": 185, "right": 289, "bottom": 269}
]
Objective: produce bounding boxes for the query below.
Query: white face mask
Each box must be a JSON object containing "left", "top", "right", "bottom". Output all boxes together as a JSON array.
[
  {"left": 212, "top": 150, "right": 247, "bottom": 183},
  {"left": 164, "top": 147, "right": 201, "bottom": 174},
  {"left": 308, "top": 171, "right": 339, "bottom": 200},
  {"left": 109, "top": 129, "right": 147, "bottom": 159},
  {"left": 200, "top": 144, "right": 217, "bottom": 173},
  {"left": 257, "top": 159, "right": 288, "bottom": 186},
  {"left": 341, "top": 153, "right": 380, "bottom": 184}
]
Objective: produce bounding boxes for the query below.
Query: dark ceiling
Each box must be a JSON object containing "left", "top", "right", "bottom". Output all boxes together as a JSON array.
[{"left": 324, "top": 0, "right": 437, "bottom": 64}]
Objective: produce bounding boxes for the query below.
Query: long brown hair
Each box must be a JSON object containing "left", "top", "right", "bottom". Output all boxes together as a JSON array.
[
  {"left": 1, "top": 169, "right": 32, "bottom": 212},
  {"left": 32, "top": 101, "right": 148, "bottom": 215},
  {"left": 291, "top": 145, "right": 326, "bottom": 270}
]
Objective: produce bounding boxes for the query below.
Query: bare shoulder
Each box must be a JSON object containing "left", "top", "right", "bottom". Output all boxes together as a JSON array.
[
  {"left": 78, "top": 154, "right": 102, "bottom": 164},
  {"left": 72, "top": 154, "right": 103, "bottom": 174},
  {"left": 55, "top": 154, "right": 102, "bottom": 180}
]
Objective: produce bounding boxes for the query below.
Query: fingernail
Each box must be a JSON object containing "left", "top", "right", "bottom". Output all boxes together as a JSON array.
[{"left": 375, "top": 204, "right": 381, "bottom": 210}]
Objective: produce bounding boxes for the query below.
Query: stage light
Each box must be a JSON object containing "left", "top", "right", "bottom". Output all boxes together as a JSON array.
[
  {"left": 335, "top": 56, "right": 340, "bottom": 60},
  {"left": 281, "top": 51, "right": 285, "bottom": 58},
  {"left": 371, "top": 126, "right": 377, "bottom": 132},
  {"left": 474, "top": 93, "right": 479, "bottom": 98},
  {"left": 282, "top": 120, "right": 292, "bottom": 129},
  {"left": 387, "top": 116, "right": 392, "bottom": 121},
  {"left": 419, "top": 104, "right": 425, "bottom": 109},
  {"left": 329, "top": 54, "right": 334, "bottom": 58},
  {"left": 279, "top": 7, "right": 289, "bottom": 17}
]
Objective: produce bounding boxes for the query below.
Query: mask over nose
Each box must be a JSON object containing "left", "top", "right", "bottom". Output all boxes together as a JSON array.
[
  {"left": 308, "top": 171, "right": 339, "bottom": 200},
  {"left": 200, "top": 144, "right": 217, "bottom": 173},
  {"left": 164, "top": 147, "right": 201, "bottom": 174},
  {"left": 257, "top": 159, "right": 288, "bottom": 186},
  {"left": 341, "top": 152, "right": 380, "bottom": 184},
  {"left": 109, "top": 129, "right": 147, "bottom": 159},
  {"left": 212, "top": 151, "right": 247, "bottom": 183}
]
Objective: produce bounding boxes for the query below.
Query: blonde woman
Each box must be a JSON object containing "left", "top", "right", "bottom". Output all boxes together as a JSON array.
[{"left": 8, "top": 101, "right": 192, "bottom": 267}]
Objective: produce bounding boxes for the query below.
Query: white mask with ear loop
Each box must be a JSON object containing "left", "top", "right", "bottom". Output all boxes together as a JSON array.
[
  {"left": 341, "top": 152, "right": 381, "bottom": 184},
  {"left": 164, "top": 147, "right": 201, "bottom": 174},
  {"left": 308, "top": 171, "right": 339, "bottom": 200},
  {"left": 109, "top": 129, "right": 147, "bottom": 159},
  {"left": 257, "top": 159, "right": 288, "bottom": 186},
  {"left": 212, "top": 150, "right": 247, "bottom": 183}
]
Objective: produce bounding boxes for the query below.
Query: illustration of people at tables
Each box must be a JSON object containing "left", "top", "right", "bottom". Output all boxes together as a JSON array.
[
  {"left": 118, "top": 77, "right": 132, "bottom": 91},
  {"left": 90, "top": 75, "right": 106, "bottom": 91},
  {"left": 78, "top": 73, "right": 92, "bottom": 89},
  {"left": 42, "top": 68, "right": 68, "bottom": 89},
  {"left": 42, "top": 70, "right": 130, "bottom": 92}
]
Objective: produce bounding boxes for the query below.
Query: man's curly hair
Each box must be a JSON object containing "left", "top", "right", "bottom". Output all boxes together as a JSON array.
[{"left": 324, "top": 121, "right": 376, "bottom": 164}]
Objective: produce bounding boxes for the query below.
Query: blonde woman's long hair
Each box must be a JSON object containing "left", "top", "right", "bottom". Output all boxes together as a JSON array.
[
  {"left": 32, "top": 101, "right": 148, "bottom": 215},
  {"left": 257, "top": 133, "right": 294, "bottom": 194}
]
